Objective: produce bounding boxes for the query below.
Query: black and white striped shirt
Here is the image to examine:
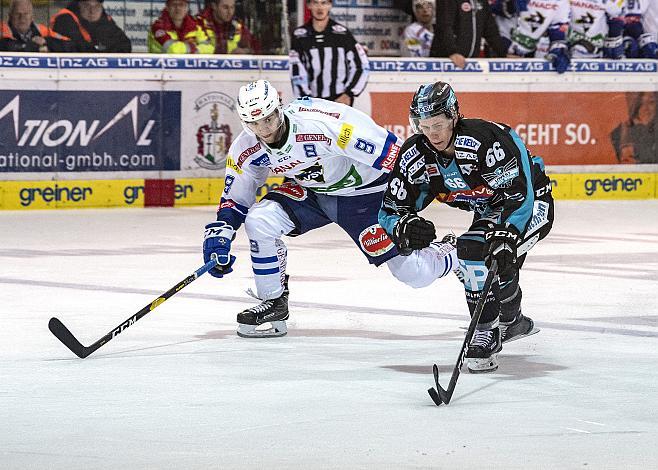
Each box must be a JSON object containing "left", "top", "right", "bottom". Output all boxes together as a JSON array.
[{"left": 289, "top": 19, "right": 369, "bottom": 102}]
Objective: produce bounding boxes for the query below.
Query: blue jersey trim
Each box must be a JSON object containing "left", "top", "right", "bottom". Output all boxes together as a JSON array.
[
  {"left": 373, "top": 132, "right": 398, "bottom": 169},
  {"left": 217, "top": 198, "right": 249, "bottom": 230},
  {"left": 506, "top": 130, "right": 535, "bottom": 232}
]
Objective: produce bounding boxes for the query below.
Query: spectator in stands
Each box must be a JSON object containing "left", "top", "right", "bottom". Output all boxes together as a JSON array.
[
  {"left": 51, "top": 0, "right": 131, "bottom": 52},
  {"left": 611, "top": 92, "right": 657, "bottom": 164},
  {"left": 198, "top": 0, "right": 258, "bottom": 54},
  {"left": 149, "top": 0, "right": 214, "bottom": 54},
  {"left": 1, "top": 0, "right": 73, "bottom": 52},
  {"left": 289, "top": 0, "right": 369, "bottom": 106},
  {"left": 401, "top": 0, "right": 434, "bottom": 57},
  {"left": 430, "top": 0, "right": 508, "bottom": 68}
]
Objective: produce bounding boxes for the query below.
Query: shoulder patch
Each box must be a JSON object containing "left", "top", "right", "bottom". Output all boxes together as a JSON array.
[{"left": 332, "top": 24, "right": 348, "bottom": 33}]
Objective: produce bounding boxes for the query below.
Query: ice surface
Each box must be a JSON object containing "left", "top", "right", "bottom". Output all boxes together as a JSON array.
[{"left": 1, "top": 201, "right": 657, "bottom": 469}]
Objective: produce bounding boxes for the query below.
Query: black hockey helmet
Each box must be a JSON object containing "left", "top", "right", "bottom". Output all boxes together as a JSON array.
[{"left": 409, "top": 81, "right": 460, "bottom": 134}]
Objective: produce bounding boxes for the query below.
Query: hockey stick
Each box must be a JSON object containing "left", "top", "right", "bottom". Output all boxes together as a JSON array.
[
  {"left": 48, "top": 257, "right": 222, "bottom": 359},
  {"left": 428, "top": 260, "right": 499, "bottom": 406}
]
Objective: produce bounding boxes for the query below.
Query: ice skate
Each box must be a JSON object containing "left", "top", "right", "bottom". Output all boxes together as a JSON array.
[
  {"left": 500, "top": 312, "right": 538, "bottom": 343},
  {"left": 236, "top": 277, "right": 289, "bottom": 338},
  {"left": 466, "top": 326, "right": 502, "bottom": 373}
]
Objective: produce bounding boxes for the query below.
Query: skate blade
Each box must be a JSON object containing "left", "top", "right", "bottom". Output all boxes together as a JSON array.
[
  {"left": 237, "top": 321, "right": 288, "bottom": 338},
  {"left": 503, "top": 327, "right": 540, "bottom": 344},
  {"left": 467, "top": 354, "right": 499, "bottom": 373}
]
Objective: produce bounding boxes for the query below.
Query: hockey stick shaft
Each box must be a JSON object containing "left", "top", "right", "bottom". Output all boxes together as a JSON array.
[
  {"left": 428, "top": 260, "right": 499, "bottom": 405},
  {"left": 48, "top": 258, "right": 219, "bottom": 359}
]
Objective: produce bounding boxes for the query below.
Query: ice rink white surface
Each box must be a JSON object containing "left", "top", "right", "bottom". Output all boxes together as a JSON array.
[{"left": 2, "top": 200, "right": 658, "bottom": 469}]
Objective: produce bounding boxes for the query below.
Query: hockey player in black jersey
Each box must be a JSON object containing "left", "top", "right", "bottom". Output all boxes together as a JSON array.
[{"left": 378, "top": 81, "right": 554, "bottom": 372}]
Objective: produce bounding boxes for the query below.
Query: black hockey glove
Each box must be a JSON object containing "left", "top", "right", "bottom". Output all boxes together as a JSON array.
[
  {"left": 484, "top": 225, "right": 520, "bottom": 275},
  {"left": 392, "top": 213, "right": 436, "bottom": 256}
]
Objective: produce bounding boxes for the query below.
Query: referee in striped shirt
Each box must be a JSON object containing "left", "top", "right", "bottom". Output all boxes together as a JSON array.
[{"left": 289, "top": 0, "right": 369, "bottom": 106}]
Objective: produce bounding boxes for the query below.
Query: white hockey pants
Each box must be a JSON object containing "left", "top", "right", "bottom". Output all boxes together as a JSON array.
[{"left": 244, "top": 199, "right": 458, "bottom": 298}]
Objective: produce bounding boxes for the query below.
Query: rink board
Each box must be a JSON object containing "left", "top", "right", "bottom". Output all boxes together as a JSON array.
[{"left": 0, "top": 173, "right": 655, "bottom": 209}]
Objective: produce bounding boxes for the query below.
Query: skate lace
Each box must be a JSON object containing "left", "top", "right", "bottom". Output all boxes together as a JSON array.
[
  {"left": 471, "top": 329, "right": 493, "bottom": 348},
  {"left": 249, "top": 299, "right": 274, "bottom": 314}
]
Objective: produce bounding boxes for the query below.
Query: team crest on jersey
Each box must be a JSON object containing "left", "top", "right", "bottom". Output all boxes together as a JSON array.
[
  {"left": 482, "top": 160, "right": 519, "bottom": 189},
  {"left": 193, "top": 93, "right": 235, "bottom": 170},
  {"left": 359, "top": 225, "right": 395, "bottom": 257},
  {"left": 271, "top": 182, "right": 308, "bottom": 200}
]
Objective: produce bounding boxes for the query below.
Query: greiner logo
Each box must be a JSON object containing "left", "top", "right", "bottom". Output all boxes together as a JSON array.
[
  {"left": 19, "top": 184, "right": 92, "bottom": 207},
  {"left": 584, "top": 176, "right": 642, "bottom": 196},
  {"left": 0, "top": 95, "right": 154, "bottom": 147}
]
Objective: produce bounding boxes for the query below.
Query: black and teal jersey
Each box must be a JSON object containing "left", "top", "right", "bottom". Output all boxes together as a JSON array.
[{"left": 378, "top": 118, "right": 550, "bottom": 236}]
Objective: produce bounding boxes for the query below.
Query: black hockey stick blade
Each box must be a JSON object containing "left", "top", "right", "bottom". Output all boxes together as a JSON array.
[
  {"left": 427, "top": 260, "right": 499, "bottom": 406},
  {"left": 48, "top": 317, "right": 91, "bottom": 358},
  {"left": 427, "top": 364, "right": 445, "bottom": 406}
]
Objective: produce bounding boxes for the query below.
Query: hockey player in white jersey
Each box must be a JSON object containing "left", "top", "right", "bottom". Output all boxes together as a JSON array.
[
  {"left": 568, "top": 0, "right": 626, "bottom": 59},
  {"left": 202, "top": 80, "right": 457, "bottom": 338},
  {"left": 622, "top": 0, "right": 658, "bottom": 58},
  {"left": 501, "top": 0, "right": 572, "bottom": 73}
]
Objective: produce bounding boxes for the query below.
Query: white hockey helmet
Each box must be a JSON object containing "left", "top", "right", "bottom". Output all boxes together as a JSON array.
[{"left": 236, "top": 79, "right": 281, "bottom": 123}]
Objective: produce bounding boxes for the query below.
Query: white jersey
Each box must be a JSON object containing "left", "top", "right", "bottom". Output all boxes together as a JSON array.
[
  {"left": 568, "top": 0, "right": 625, "bottom": 54},
  {"left": 509, "top": 0, "right": 570, "bottom": 55},
  {"left": 643, "top": 0, "right": 658, "bottom": 34},
  {"left": 401, "top": 22, "right": 434, "bottom": 57},
  {"left": 218, "top": 98, "right": 402, "bottom": 226}
]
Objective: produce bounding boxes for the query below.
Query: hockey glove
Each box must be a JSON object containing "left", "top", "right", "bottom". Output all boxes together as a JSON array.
[
  {"left": 203, "top": 221, "right": 236, "bottom": 278},
  {"left": 639, "top": 33, "right": 658, "bottom": 59},
  {"left": 623, "top": 36, "right": 640, "bottom": 58},
  {"left": 392, "top": 213, "right": 436, "bottom": 256},
  {"left": 485, "top": 225, "right": 520, "bottom": 276},
  {"left": 603, "top": 36, "right": 624, "bottom": 60},
  {"left": 546, "top": 41, "right": 570, "bottom": 74}
]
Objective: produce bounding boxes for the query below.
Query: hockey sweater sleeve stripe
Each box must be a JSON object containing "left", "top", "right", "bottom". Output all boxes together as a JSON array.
[
  {"left": 504, "top": 130, "right": 535, "bottom": 233},
  {"left": 216, "top": 198, "right": 249, "bottom": 229},
  {"left": 372, "top": 132, "right": 400, "bottom": 170}
]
